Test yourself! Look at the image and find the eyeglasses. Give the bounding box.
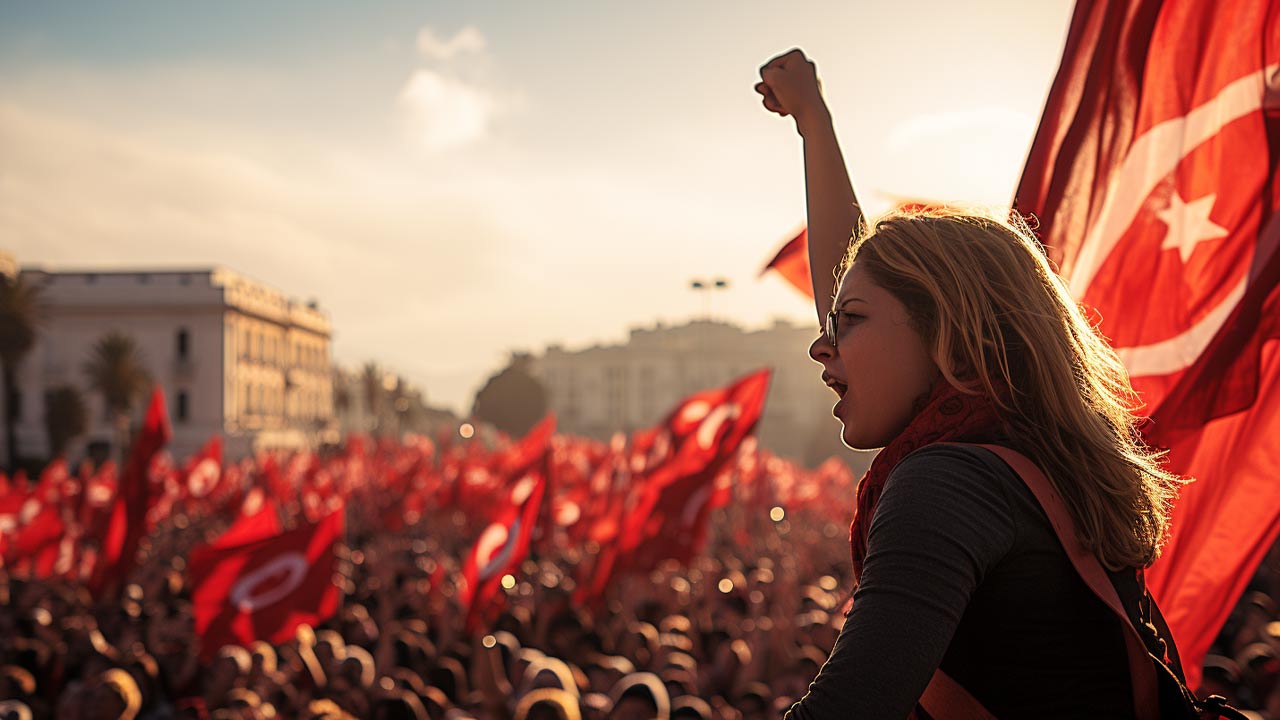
[825,309,841,349]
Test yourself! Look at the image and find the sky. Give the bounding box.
[0,0,1076,414]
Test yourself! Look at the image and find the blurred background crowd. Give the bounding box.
[1,426,1280,720]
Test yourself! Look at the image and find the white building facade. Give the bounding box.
[11,267,335,463]
[533,318,852,468]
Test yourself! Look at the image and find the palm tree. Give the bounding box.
[0,274,42,471]
[44,385,88,458]
[82,332,151,463]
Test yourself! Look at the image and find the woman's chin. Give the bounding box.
[840,426,885,452]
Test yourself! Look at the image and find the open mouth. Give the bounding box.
[822,374,848,397]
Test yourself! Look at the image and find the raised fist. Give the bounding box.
[755,48,825,122]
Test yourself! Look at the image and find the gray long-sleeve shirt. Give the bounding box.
[785,443,1133,719]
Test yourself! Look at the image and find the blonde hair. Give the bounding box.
[842,207,1185,570]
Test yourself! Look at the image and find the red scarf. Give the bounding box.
[849,378,1006,585]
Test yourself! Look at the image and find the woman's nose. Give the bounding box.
[809,333,835,363]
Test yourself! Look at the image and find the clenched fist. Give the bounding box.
[755,48,827,131]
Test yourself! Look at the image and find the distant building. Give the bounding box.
[11,266,336,463]
[531,318,852,468]
[331,365,458,441]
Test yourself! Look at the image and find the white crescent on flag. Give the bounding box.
[1070,64,1280,379]
[188,458,220,498]
[229,552,309,612]
[696,403,741,450]
[476,518,520,582]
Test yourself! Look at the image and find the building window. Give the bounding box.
[176,392,189,423]
[176,328,190,360]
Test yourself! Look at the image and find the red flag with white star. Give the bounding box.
[1015,0,1280,690]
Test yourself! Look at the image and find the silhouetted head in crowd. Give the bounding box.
[608,672,669,720]
[514,688,582,720]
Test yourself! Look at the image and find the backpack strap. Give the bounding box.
[919,668,997,720]
[967,444,1161,720]
[918,444,1163,720]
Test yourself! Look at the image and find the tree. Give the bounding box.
[333,372,352,417]
[0,274,42,471]
[82,332,151,462]
[471,353,548,438]
[44,385,88,459]
[361,362,385,433]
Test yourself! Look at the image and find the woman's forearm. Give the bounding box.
[799,109,861,321]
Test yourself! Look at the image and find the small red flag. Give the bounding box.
[459,470,547,633]
[188,508,344,659]
[2,499,64,574]
[628,368,771,565]
[761,227,814,299]
[183,435,223,503]
[88,386,172,600]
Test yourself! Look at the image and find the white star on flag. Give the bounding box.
[1157,191,1230,263]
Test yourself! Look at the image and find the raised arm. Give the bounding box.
[756,49,863,323]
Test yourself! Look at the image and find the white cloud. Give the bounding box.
[396,69,495,151]
[416,25,486,61]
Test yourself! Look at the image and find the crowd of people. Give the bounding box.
[1,432,1278,719]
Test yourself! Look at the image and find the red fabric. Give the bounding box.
[88,386,172,600]
[1014,0,1280,690]
[2,500,65,573]
[182,435,223,504]
[212,491,282,549]
[848,380,1003,584]
[188,508,344,659]
[578,370,772,605]
[761,227,814,299]
[626,368,772,568]
[459,470,547,633]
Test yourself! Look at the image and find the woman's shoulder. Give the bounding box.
[889,442,1024,492]
[874,443,1024,542]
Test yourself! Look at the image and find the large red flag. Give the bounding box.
[88,386,172,600]
[212,488,282,549]
[760,227,814,299]
[188,508,344,659]
[459,470,547,634]
[1015,0,1280,689]
[579,370,772,604]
